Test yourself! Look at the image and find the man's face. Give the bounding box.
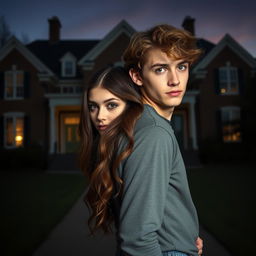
[130,48,189,120]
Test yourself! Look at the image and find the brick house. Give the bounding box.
[0,16,255,169]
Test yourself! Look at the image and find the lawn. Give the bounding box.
[187,163,256,256]
[0,170,86,256]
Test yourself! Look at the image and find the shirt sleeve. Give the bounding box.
[118,126,173,256]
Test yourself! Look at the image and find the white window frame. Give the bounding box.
[4,65,24,100]
[219,62,239,95]
[60,52,77,77]
[220,106,241,143]
[4,112,25,148]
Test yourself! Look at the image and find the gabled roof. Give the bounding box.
[0,36,54,76]
[193,34,256,72]
[27,39,99,78]
[78,20,136,65]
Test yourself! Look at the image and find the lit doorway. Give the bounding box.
[60,113,80,153]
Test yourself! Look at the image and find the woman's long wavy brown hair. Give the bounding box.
[79,66,143,234]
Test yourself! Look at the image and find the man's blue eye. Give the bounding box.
[178,64,188,71]
[155,67,165,73]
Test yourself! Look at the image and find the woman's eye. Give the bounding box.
[88,103,97,112]
[107,102,118,110]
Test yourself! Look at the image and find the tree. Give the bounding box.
[0,16,11,48]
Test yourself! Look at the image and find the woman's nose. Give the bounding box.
[97,107,107,121]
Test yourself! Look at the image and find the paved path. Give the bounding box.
[33,191,233,256]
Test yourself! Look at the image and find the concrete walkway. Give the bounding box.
[33,192,233,256]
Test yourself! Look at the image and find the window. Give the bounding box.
[64,61,74,76]
[218,63,239,95]
[60,53,76,77]
[5,66,24,99]
[221,107,241,143]
[4,113,24,148]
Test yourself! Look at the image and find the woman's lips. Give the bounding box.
[166,90,182,97]
[97,125,108,131]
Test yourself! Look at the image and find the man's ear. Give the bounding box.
[129,68,143,86]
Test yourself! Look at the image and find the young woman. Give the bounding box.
[79,66,143,235]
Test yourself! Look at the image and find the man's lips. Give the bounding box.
[166,90,182,97]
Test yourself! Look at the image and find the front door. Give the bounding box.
[64,116,80,153]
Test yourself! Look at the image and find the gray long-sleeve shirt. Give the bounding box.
[114,104,199,256]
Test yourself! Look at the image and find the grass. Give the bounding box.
[187,163,256,256]
[0,170,86,256]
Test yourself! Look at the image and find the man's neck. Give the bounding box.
[142,97,174,121]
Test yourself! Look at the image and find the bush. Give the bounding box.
[199,139,248,164]
[0,145,46,170]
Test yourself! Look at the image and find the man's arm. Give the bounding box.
[119,126,173,256]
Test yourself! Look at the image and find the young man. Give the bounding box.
[115,24,203,256]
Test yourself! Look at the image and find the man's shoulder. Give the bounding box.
[135,105,173,136]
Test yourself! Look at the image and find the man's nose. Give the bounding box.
[167,70,180,86]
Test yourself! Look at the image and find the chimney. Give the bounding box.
[182,16,195,36]
[48,16,61,43]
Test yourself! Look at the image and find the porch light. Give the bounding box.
[15,135,23,142]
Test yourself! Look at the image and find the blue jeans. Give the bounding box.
[117,250,189,256]
[162,251,189,256]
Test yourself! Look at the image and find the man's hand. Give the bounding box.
[196,237,203,255]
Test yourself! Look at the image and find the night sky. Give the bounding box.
[1,0,256,57]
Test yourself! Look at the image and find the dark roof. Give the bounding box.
[27,40,99,78]
[189,38,216,69]
[196,38,216,58]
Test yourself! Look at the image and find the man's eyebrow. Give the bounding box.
[177,60,189,65]
[150,63,169,69]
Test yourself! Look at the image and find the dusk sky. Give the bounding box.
[1,0,256,57]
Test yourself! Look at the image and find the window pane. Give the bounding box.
[6,117,14,146]
[16,72,24,97]
[219,69,228,82]
[64,61,73,75]
[16,87,24,97]
[15,117,24,147]
[219,69,228,94]
[16,73,24,87]
[229,68,238,93]
[220,82,228,94]
[222,108,241,142]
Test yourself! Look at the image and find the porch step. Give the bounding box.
[48,153,80,172]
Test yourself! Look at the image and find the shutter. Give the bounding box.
[238,68,245,95]
[214,69,220,95]
[24,115,30,147]
[24,72,30,98]
[216,109,222,142]
[0,72,4,99]
[0,116,4,147]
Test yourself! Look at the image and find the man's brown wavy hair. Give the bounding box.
[123,24,202,70]
[79,66,143,234]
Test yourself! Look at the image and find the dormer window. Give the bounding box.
[60,52,76,77]
[64,61,74,76]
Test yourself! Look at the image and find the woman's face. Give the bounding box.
[88,86,127,134]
